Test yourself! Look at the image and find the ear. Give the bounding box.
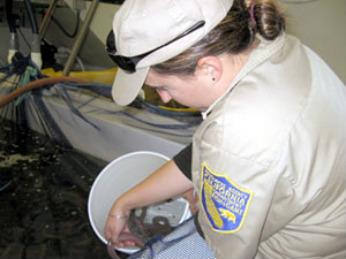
[195,56,223,83]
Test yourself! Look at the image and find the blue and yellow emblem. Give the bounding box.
[200,163,253,233]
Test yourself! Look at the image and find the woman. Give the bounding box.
[105,0,346,258]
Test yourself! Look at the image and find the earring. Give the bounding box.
[212,77,216,81]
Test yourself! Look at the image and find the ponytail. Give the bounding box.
[250,0,286,40]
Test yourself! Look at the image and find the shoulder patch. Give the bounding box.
[200,162,253,233]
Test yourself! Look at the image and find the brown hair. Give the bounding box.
[153,0,285,75]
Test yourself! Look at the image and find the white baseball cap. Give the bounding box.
[109,0,234,106]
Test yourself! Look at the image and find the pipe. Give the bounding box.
[63,0,99,76]
[39,0,59,39]
[23,0,43,68]
[5,0,19,63]
[5,0,16,33]
[8,33,19,63]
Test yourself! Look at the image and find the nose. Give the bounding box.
[156,90,172,103]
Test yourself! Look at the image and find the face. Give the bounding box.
[145,69,221,111]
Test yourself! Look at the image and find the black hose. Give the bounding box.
[5,0,16,33]
[23,0,39,34]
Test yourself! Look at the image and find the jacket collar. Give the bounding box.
[201,34,286,120]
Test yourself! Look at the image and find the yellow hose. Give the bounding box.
[41,67,117,85]
[41,68,198,113]
[158,105,199,113]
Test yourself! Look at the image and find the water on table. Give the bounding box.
[0,120,125,259]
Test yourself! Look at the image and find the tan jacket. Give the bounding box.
[192,34,346,259]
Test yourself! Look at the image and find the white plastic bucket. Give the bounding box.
[88,151,191,254]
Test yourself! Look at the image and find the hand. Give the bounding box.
[104,207,130,247]
[104,206,144,248]
[182,189,199,214]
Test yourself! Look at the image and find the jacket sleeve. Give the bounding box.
[194,125,294,259]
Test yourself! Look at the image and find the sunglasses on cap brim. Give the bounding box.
[106,20,205,73]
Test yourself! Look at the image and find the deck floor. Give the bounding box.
[0,120,127,259]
